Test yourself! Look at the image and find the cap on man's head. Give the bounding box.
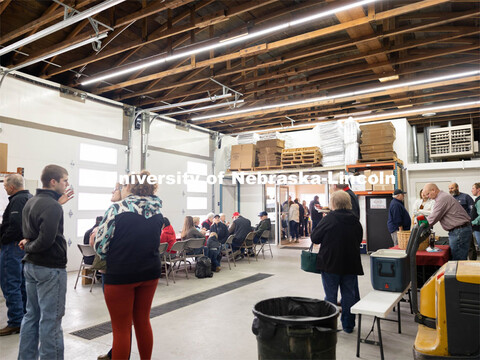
[214,214,220,219]
[258,211,268,217]
[232,211,240,217]
[393,189,406,195]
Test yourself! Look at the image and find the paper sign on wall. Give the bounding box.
[370,198,387,209]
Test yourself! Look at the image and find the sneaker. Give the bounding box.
[234,254,244,261]
[215,267,221,272]
[0,325,20,336]
[97,353,111,360]
[343,328,354,334]
[247,252,256,257]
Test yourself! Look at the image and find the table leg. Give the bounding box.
[397,302,401,334]
[377,317,384,360]
[356,314,362,357]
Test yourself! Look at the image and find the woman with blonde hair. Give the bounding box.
[95,170,163,359]
[181,215,205,240]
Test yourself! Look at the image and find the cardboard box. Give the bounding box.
[230,144,256,169]
[257,146,284,155]
[82,269,93,285]
[363,169,373,191]
[371,170,395,191]
[256,139,285,148]
[0,143,7,173]
[360,144,395,153]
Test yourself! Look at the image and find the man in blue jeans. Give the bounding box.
[18,165,73,360]
[0,174,32,336]
[423,183,472,260]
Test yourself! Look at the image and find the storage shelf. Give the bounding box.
[354,191,394,195]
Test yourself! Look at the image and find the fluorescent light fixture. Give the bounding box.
[9,33,108,72]
[219,32,249,43]
[422,112,436,117]
[190,70,480,121]
[145,93,233,112]
[80,0,378,86]
[161,100,244,116]
[0,0,124,57]
[379,75,399,82]
[231,100,480,135]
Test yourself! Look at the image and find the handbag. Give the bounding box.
[301,244,321,274]
[91,253,106,271]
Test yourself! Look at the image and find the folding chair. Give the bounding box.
[166,240,188,282]
[256,230,273,259]
[184,238,205,270]
[158,242,169,286]
[74,244,97,292]
[240,231,257,263]
[222,235,236,270]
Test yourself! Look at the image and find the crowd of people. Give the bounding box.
[0,163,478,358]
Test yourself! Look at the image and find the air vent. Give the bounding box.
[429,124,474,159]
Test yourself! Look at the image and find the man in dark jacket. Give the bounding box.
[449,182,474,215]
[387,189,411,246]
[0,174,32,336]
[210,214,229,244]
[228,211,251,258]
[311,191,363,334]
[18,165,71,360]
[253,211,271,244]
[309,196,322,230]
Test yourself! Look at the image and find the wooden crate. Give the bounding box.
[281,147,322,167]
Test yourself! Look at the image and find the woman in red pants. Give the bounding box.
[95,170,164,360]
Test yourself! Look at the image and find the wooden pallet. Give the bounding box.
[255,165,283,171]
[282,146,320,153]
[358,156,403,164]
[282,162,321,168]
[228,167,256,172]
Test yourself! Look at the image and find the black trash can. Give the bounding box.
[252,297,339,360]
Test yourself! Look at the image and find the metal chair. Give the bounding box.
[256,230,273,259]
[184,238,205,270]
[158,242,169,286]
[74,244,97,292]
[221,235,236,270]
[166,240,188,282]
[240,231,257,263]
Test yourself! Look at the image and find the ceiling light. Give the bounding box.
[9,33,108,72]
[422,112,436,117]
[379,75,399,82]
[145,94,233,112]
[160,100,244,116]
[80,0,378,86]
[0,0,124,57]
[190,70,480,121]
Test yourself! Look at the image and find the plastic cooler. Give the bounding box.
[370,249,410,292]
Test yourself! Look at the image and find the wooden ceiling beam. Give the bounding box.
[0,0,98,46]
[91,0,452,94]
[117,8,480,102]
[0,0,13,16]
[43,0,277,79]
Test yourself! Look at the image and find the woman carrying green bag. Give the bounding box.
[310,191,363,334]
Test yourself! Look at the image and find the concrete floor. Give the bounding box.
[0,245,418,360]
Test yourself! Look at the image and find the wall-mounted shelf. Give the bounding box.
[346,161,404,195]
[354,191,394,196]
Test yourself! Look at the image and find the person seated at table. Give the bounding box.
[228,211,251,260]
[201,213,214,231]
[210,214,229,244]
[311,191,363,334]
[192,216,201,230]
[253,211,271,244]
[181,216,205,255]
[205,232,221,272]
[83,216,103,265]
[220,213,229,226]
[160,217,176,253]
[413,189,435,218]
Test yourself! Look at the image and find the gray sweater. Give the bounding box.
[22,189,67,268]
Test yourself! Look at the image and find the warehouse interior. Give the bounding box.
[0,0,479,359]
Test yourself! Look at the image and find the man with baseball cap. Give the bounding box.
[387,189,411,246]
[253,211,271,245]
[228,212,251,260]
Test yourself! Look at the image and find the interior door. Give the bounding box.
[221,183,237,219]
[366,195,393,252]
[276,185,289,245]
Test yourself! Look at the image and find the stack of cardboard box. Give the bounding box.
[359,122,396,161]
[0,143,7,172]
[256,139,285,168]
[230,144,256,170]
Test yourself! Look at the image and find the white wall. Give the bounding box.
[0,75,123,139]
[239,183,264,227]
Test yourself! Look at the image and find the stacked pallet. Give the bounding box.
[281,147,322,168]
[256,139,284,170]
[359,122,397,161]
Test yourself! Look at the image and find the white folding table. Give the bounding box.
[351,286,410,360]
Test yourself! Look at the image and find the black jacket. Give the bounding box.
[0,190,32,245]
[297,202,305,221]
[309,200,322,222]
[345,188,360,219]
[210,221,229,244]
[22,189,67,269]
[254,218,271,237]
[311,209,364,275]
[229,215,252,246]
